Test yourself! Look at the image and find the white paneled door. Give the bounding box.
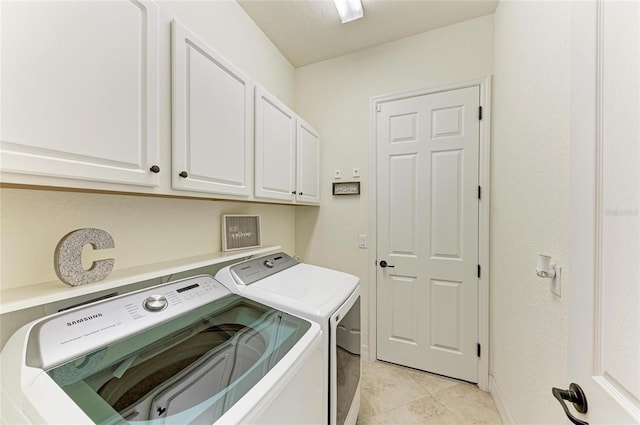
[254,86,297,202]
[296,120,320,204]
[376,86,480,383]
[172,19,252,197]
[568,1,640,423]
[1,1,159,187]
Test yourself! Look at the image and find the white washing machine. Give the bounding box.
[0,275,323,425]
[215,252,361,425]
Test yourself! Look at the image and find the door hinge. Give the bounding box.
[477,343,481,357]
[478,186,481,200]
[477,264,481,278]
[479,106,483,120]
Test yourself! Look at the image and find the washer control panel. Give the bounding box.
[231,252,298,285]
[27,275,231,370]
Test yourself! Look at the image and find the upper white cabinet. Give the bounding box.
[0,1,160,187]
[171,20,253,197]
[254,86,297,202]
[254,86,320,205]
[296,120,320,204]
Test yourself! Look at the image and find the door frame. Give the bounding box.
[368,77,492,391]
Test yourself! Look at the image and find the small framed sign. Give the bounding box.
[222,215,262,251]
[332,181,361,195]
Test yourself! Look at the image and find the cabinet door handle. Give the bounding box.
[292,190,297,194]
[149,165,160,173]
[179,171,188,178]
[299,192,303,196]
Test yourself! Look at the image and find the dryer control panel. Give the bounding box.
[26,275,231,370]
[230,252,298,285]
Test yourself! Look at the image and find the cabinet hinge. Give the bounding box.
[478,186,481,200]
[376,104,382,112]
[477,343,481,357]
[477,264,481,278]
[479,106,483,120]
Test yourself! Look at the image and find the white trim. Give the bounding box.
[489,375,516,425]
[360,343,369,360]
[593,0,605,373]
[368,76,492,391]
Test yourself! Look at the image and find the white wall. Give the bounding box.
[159,1,295,105]
[293,15,494,355]
[490,1,571,423]
[0,0,296,346]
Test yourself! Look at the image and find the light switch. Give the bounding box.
[358,234,367,248]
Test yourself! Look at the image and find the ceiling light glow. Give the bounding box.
[333,0,364,24]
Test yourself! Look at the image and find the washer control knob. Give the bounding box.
[143,295,168,312]
[264,260,275,268]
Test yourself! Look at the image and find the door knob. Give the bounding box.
[552,383,588,425]
[179,171,188,178]
[379,260,395,268]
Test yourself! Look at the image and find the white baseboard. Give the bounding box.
[361,343,370,360]
[489,375,515,425]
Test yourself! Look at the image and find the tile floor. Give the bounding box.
[357,360,503,425]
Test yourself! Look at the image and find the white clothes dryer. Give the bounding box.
[0,275,323,425]
[215,252,361,425]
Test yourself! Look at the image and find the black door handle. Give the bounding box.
[552,383,588,425]
[379,260,395,268]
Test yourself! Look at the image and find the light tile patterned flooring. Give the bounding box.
[357,360,503,425]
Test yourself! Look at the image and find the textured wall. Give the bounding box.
[490,1,571,423]
[293,15,494,355]
[0,189,296,290]
[159,1,295,105]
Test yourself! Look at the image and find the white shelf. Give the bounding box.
[0,245,281,315]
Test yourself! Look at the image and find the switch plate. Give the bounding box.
[358,234,367,248]
[352,168,360,178]
[334,169,342,179]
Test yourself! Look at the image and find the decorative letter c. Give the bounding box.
[54,228,115,286]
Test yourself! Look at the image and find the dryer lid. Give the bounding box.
[226,261,359,321]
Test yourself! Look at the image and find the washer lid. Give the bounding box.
[231,263,359,321]
[43,293,317,425]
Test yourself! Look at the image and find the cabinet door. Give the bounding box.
[0,1,160,187]
[254,86,296,202]
[172,20,252,197]
[296,120,320,204]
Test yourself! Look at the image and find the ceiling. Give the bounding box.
[238,0,499,67]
